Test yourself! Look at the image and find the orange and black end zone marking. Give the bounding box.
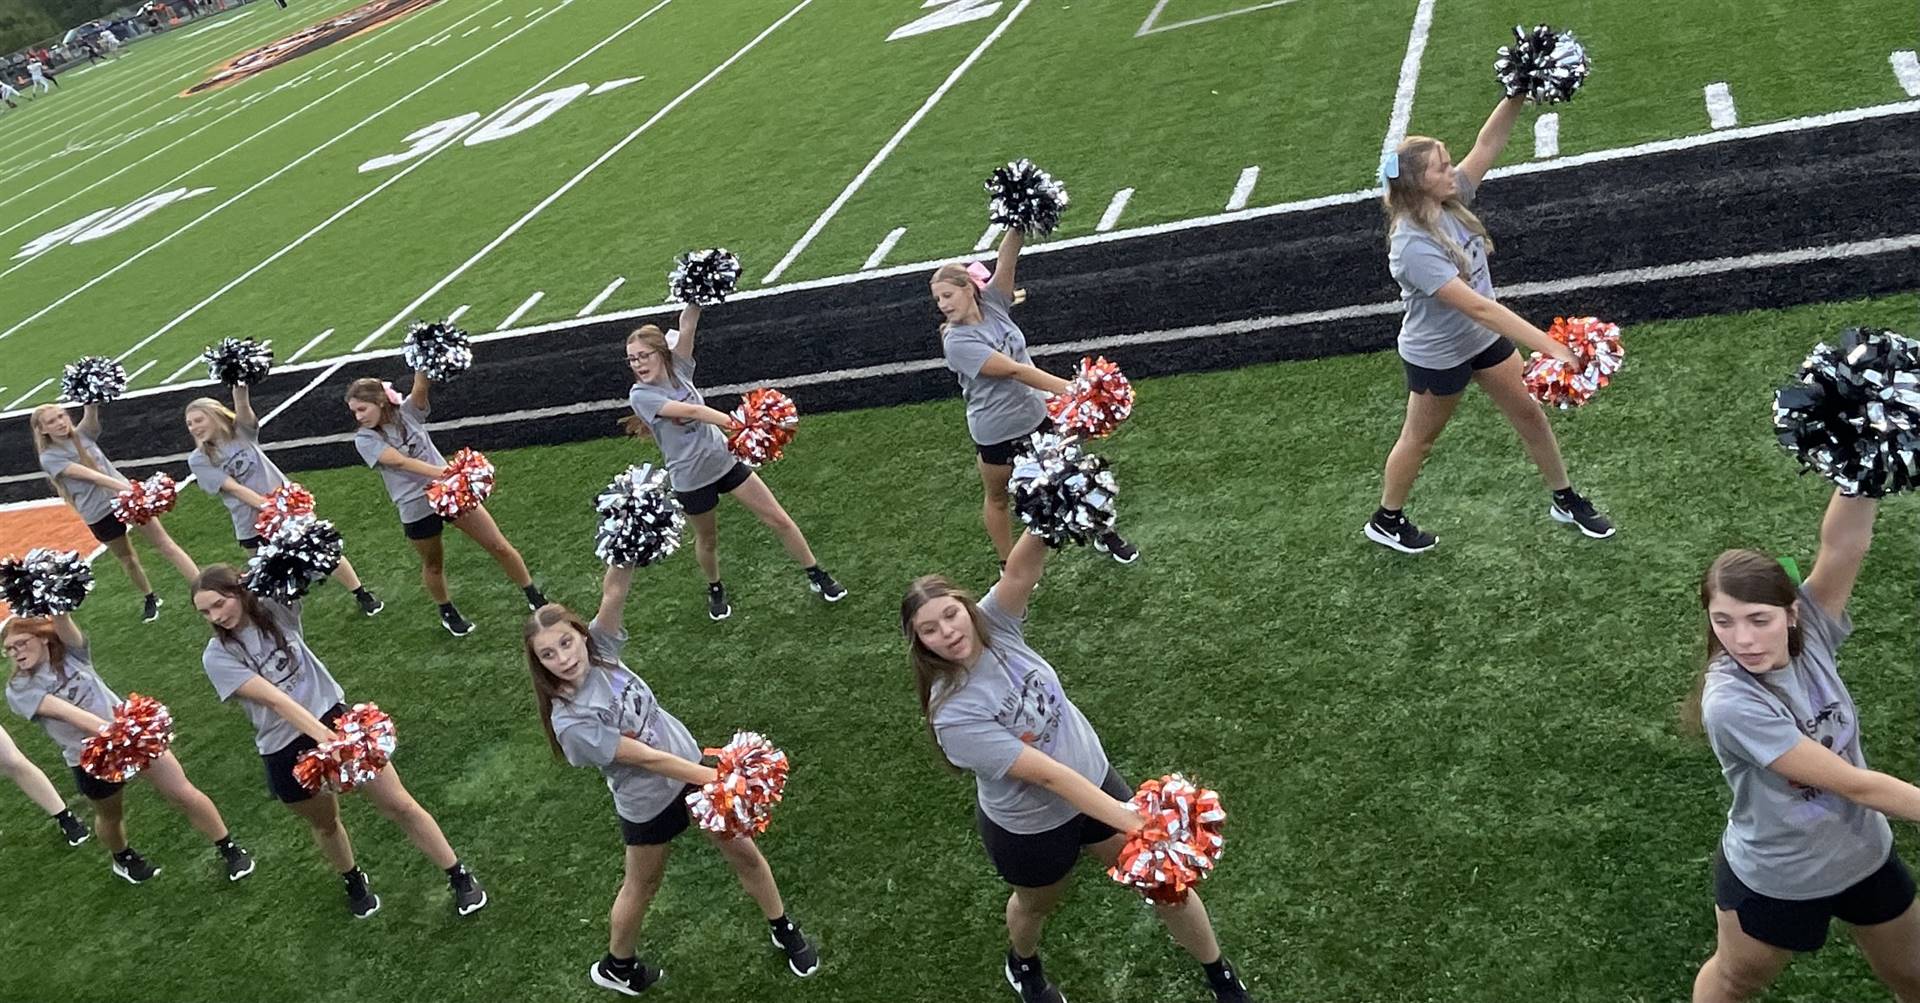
[0,502,97,621]
[182,0,447,96]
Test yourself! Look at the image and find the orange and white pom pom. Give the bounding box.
[111,472,178,526]
[1047,356,1135,439]
[1107,774,1226,903]
[1523,316,1624,409]
[79,694,174,783]
[253,483,316,539]
[727,388,799,467]
[427,448,495,518]
[685,732,790,838]
[293,704,397,793]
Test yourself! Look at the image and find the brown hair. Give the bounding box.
[29,404,99,508]
[192,564,294,670]
[1381,136,1494,275]
[1683,550,1805,733]
[343,378,399,431]
[184,397,238,458]
[930,264,981,339]
[2,618,69,685]
[523,603,617,759]
[617,326,675,439]
[901,575,991,768]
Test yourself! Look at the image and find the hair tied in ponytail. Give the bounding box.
[964,261,991,290]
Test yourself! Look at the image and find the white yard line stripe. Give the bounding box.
[863,227,908,270]
[1381,0,1437,164]
[580,278,625,316]
[1705,82,1737,129]
[760,0,1028,284]
[462,26,482,37]
[492,17,513,28]
[498,291,544,330]
[1225,166,1258,211]
[365,0,813,348]
[6,379,53,410]
[259,361,348,427]
[1095,188,1134,232]
[125,360,158,385]
[974,224,1004,252]
[1136,0,1300,36]
[347,61,366,71]
[286,328,335,364]
[163,356,203,384]
[591,76,644,95]
[446,304,471,324]
[1893,51,1920,98]
[1533,112,1560,159]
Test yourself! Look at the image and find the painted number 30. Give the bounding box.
[358,82,594,174]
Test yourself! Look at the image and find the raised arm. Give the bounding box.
[1769,738,1920,822]
[230,676,339,743]
[992,531,1051,619]
[407,371,430,412]
[31,693,109,733]
[231,384,257,430]
[673,303,702,359]
[1433,280,1575,363]
[977,352,1071,395]
[1005,746,1143,833]
[989,228,1025,298]
[48,612,84,651]
[592,565,635,635]
[1802,490,1877,619]
[611,736,719,786]
[1456,95,1526,189]
[372,446,447,479]
[77,403,101,439]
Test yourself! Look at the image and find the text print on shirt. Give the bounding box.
[992,650,1064,752]
[604,671,660,746]
[1786,697,1851,802]
[240,644,302,689]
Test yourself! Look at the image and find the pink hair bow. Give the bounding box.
[380,381,404,406]
[964,261,991,290]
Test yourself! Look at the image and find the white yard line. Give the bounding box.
[492,17,513,28]
[1705,82,1738,129]
[1135,0,1300,36]
[1095,188,1134,232]
[1892,50,1920,98]
[863,227,907,270]
[6,378,53,410]
[1533,112,1560,159]
[580,278,625,316]
[163,356,203,384]
[1381,0,1437,165]
[446,304,471,324]
[974,224,1004,252]
[258,361,349,427]
[1225,166,1259,211]
[497,291,544,330]
[759,0,1028,284]
[363,0,813,348]
[285,328,335,364]
[123,360,158,387]
[591,76,644,95]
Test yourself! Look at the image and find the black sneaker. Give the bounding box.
[707,584,731,622]
[1550,492,1616,539]
[219,842,256,882]
[344,870,381,919]
[1363,511,1436,554]
[354,589,385,617]
[771,923,820,977]
[141,594,162,623]
[111,848,161,884]
[1207,958,1253,1003]
[56,812,90,847]
[589,957,663,996]
[806,568,847,603]
[1004,950,1067,1003]
[1092,532,1139,564]
[440,606,475,637]
[450,868,488,916]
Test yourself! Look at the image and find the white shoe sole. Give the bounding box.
[442,621,475,637]
[349,893,381,919]
[589,961,657,996]
[808,583,848,603]
[227,858,255,881]
[1004,960,1068,1002]
[1363,520,1435,554]
[770,931,820,977]
[455,889,488,916]
[111,862,160,884]
[1549,505,1617,539]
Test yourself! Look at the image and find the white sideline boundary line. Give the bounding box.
[366,0,816,347]
[760,0,1028,285]
[1381,0,1437,165]
[863,227,907,270]
[1225,166,1258,211]
[498,291,544,330]
[1533,113,1559,159]
[1705,82,1737,129]
[0,98,1912,422]
[580,278,625,316]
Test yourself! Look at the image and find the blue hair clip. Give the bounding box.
[1378,151,1400,187]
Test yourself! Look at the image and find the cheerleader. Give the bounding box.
[525,565,819,992]
[345,374,544,636]
[184,387,383,616]
[190,565,485,918]
[932,229,1139,566]
[1688,490,1920,1001]
[1367,94,1612,554]
[0,720,92,847]
[903,531,1251,1003]
[4,614,252,883]
[623,303,846,621]
[30,402,199,622]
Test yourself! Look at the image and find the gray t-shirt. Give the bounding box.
[549,623,703,823]
[942,286,1049,446]
[6,643,119,767]
[38,433,124,523]
[626,352,736,492]
[187,419,286,541]
[1702,587,1893,899]
[352,400,445,523]
[201,600,347,755]
[1387,174,1500,369]
[930,587,1111,834]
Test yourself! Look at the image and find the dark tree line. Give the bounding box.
[0,0,139,53]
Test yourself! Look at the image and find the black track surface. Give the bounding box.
[2,110,1914,504]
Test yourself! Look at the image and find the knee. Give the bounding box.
[1705,955,1776,1000]
[984,482,1010,505]
[624,868,664,898]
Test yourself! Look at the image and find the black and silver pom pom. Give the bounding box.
[1010,433,1118,547]
[0,548,94,616]
[402,320,473,381]
[986,159,1070,236]
[1493,24,1590,104]
[667,248,742,306]
[243,515,345,602]
[201,337,274,385]
[59,356,128,405]
[1774,327,1920,498]
[594,464,685,567]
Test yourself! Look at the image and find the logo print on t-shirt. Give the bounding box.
[996,671,1063,752]
[1787,701,1850,801]
[612,674,659,746]
[255,646,300,688]
[224,447,256,480]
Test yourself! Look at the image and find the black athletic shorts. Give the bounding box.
[619,784,701,846]
[1403,337,1516,396]
[262,704,348,804]
[978,768,1132,888]
[673,462,752,517]
[239,536,263,551]
[402,513,445,541]
[975,418,1053,467]
[1714,847,1917,952]
[87,513,128,544]
[70,764,125,802]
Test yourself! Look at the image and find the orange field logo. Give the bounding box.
[184,0,445,96]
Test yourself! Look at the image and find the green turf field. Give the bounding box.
[1,295,1916,1001]
[0,0,1911,409]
